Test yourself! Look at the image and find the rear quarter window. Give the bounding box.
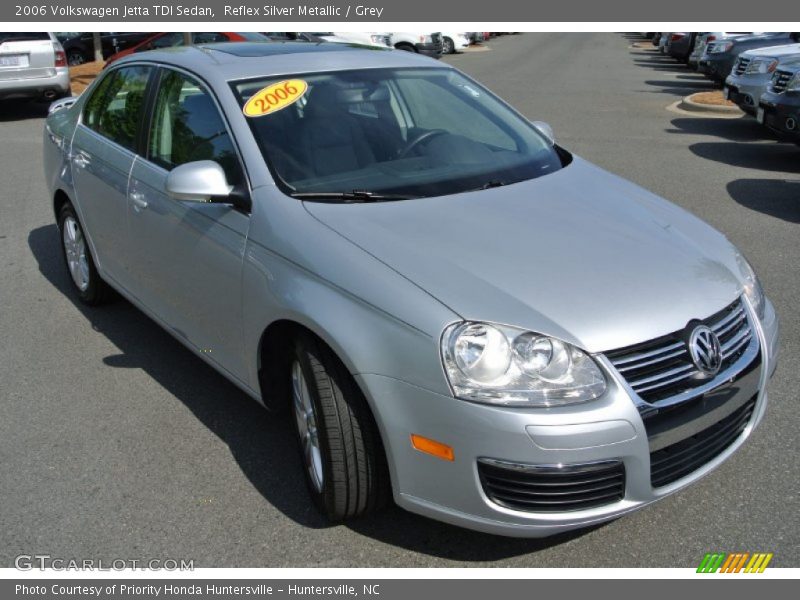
[83,66,151,152]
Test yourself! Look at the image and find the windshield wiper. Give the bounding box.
[478,180,506,190]
[290,190,417,203]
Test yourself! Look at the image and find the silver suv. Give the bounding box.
[43,42,779,537]
[0,32,71,102]
[725,43,800,114]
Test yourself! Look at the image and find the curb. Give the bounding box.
[679,93,743,115]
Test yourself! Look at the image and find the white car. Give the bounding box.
[440,31,471,54]
[0,32,71,102]
[313,32,391,48]
[390,32,444,58]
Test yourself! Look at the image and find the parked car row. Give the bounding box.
[643,32,800,144]
[1,31,513,105]
[103,30,505,66]
[54,32,151,65]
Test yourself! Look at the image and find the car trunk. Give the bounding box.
[0,33,56,82]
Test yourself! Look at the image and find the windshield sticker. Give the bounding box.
[243,80,308,117]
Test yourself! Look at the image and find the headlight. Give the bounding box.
[441,322,607,407]
[746,58,778,74]
[708,41,734,54]
[418,34,433,43]
[737,255,766,320]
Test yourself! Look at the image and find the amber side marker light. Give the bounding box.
[410,434,455,461]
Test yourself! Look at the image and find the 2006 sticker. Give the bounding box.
[243,80,308,117]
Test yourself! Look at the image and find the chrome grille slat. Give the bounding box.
[629,363,695,390]
[616,347,687,373]
[721,326,751,352]
[606,298,756,404]
[734,57,750,76]
[611,341,684,367]
[772,70,793,93]
[633,369,697,394]
[711,306,745,335]
[722,330,752,359]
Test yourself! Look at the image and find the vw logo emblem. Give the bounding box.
[688,325,722,376]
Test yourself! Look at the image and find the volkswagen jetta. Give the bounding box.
[43,42,779,537]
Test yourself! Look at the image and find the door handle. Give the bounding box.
[130,192,148,211]
[72,150,91,169]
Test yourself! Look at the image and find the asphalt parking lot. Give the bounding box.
[1,32,798,568]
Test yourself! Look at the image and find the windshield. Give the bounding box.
[233,68,563,200]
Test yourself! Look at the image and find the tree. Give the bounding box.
[92,32,102,62]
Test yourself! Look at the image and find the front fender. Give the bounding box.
[241,189,459,405]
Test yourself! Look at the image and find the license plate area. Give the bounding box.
[0,54,29,67]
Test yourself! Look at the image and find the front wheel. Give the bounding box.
[290,334,389,521]
[58,203,113,305]
[442,37,455,55]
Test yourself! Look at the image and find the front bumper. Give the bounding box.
[725,75,771,114]
[699,55,736,83]
[415,41,443,58]
[0,67,70,100]
[358,298,779,537]
[759,91,800,142]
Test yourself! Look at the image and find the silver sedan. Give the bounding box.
[43,41,779,537]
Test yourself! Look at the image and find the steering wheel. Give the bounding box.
[397,129,449,159]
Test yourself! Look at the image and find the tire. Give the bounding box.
[290,333,389,521]
[442,37,455,55]
[67,50,86,66]
[395,43,417,53]
[58,203,113,305]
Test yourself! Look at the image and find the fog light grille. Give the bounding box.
[478,459,625,512]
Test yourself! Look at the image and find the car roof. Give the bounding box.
[112,41,447,83]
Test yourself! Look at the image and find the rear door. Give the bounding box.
[71,64,153,289]
[0,32,55,82]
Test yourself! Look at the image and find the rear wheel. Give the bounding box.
[58,203,113,305]
[290,334,389,521]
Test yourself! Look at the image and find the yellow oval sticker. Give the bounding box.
[243,79,308,117]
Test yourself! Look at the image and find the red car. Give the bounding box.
[105,32,269,65]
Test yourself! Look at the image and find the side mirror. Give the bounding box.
[532,121,555,144]
[165,160,233,203]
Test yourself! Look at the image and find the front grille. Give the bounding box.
[734,57,751,76]
[478,459,625,512]
[771,69,793,93]
[605,298,754,404]
[650,396,756,487]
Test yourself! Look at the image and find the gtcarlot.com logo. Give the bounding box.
[697,552,773,573]
[14,554,194,571]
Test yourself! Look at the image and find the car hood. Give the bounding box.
[742,43,800,59]
[303,157,744,353]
